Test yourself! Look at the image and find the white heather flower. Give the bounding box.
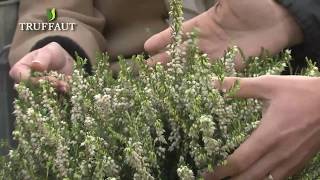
[55,142,69,178]
[224,46,238,76]
[26,108,35,117]
[177,166,195,180]
[107,178,117,180]
[84,116,95,128]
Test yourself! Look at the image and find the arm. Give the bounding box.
[9,0,106,81]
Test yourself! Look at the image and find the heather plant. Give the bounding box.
[1,0,319,179]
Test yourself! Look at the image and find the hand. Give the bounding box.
[144,0,303,69]
[204,75,320,180]
[10,42,74,92]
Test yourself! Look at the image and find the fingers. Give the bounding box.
[231,141,285,180]
[271,132,320,180]
[10,42,74,82]
[211,115,279,179]
[9,53,34,81]
[144,28,171,55]
[30,49,56,72]
[209,76,283,179]
[31,42,73,74]
[146,41,189,67]
[146,52,171,67]
[232,130,320,180]
[213,76,320,100]
[144,15,199,55]
[271,152,317,180]
[30,76,70,93]
[212,76,275,100]
[214,108,320,180]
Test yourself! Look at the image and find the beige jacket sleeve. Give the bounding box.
[9,0,106,66]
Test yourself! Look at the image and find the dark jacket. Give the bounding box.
[278,0,320,71]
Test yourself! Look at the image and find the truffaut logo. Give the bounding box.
[19,8,76,31]
[47,8,57,22]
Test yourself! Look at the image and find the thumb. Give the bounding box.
[212,76,276,100]
[144,16,199,55]
[31,42,73,75]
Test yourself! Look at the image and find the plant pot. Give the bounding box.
[0,0,19,50]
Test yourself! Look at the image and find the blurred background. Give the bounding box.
[0,0,19,155]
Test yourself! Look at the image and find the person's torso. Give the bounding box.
[95,0,168,59]
[95,0,215,59]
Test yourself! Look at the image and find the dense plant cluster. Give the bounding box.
[1,0,319,179]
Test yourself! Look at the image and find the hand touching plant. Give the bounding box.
[145,0,303,69]
[205,76,320,180]
[9,42,73,91]
[145,0,319,179]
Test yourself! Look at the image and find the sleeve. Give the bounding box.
[277,0,320,60]
[9,0,106,67]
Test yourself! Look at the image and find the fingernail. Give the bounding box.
[32,60,41,64]
[31,60,46,71]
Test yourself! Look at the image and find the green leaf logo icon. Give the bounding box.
[47,8,57,22]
